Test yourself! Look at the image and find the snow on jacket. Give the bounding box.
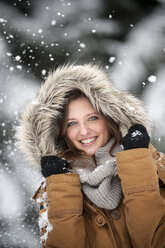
[16,64,165,247]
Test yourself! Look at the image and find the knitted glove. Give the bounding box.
[41,156,71,178]
[122,124,150,150]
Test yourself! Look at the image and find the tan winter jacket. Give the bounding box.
[16,64,165,247]
[33,144,165,248]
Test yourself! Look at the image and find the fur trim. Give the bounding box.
[16,64,151,167]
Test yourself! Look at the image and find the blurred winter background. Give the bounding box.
[0,0,165,247]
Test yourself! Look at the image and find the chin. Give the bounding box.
[84,149,96,156]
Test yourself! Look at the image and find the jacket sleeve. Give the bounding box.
[116,148,165,248]
[45,173,88,248]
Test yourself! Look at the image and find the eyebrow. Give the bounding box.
[67,112,98,121]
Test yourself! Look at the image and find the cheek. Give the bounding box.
[97,121,110,139]
[104,125,110,137]
[66,128,76,143]
[95,121,108,133]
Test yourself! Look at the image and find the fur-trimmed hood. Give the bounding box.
[16,64,151,167]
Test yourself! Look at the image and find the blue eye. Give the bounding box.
[67,121,77,127]
[89,116,98,121]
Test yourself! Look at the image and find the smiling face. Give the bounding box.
[66,97,111,156]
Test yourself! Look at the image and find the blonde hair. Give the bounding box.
[57,90,122,161]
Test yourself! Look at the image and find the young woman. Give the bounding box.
[16,64,165,248]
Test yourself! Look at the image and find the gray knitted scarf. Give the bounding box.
[74,138,123,210]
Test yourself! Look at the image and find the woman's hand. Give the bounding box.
[122,124,150,150]
[41,156,71,178]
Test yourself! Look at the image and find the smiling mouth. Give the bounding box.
[80,136,97,144]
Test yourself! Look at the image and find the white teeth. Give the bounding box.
[81,137,96,144]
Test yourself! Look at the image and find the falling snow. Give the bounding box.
[109,57,116,63]
[15,55,21,61]
[38,29,43,34]
[125,102,136,113]
[51,20,56,26]
[41,69,47,76]
[147,75,157,83]
[79,43,86,48]
[0,0,165,247]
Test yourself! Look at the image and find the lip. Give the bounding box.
[79,136,98,146]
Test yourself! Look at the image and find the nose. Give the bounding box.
[79,122,89,136]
